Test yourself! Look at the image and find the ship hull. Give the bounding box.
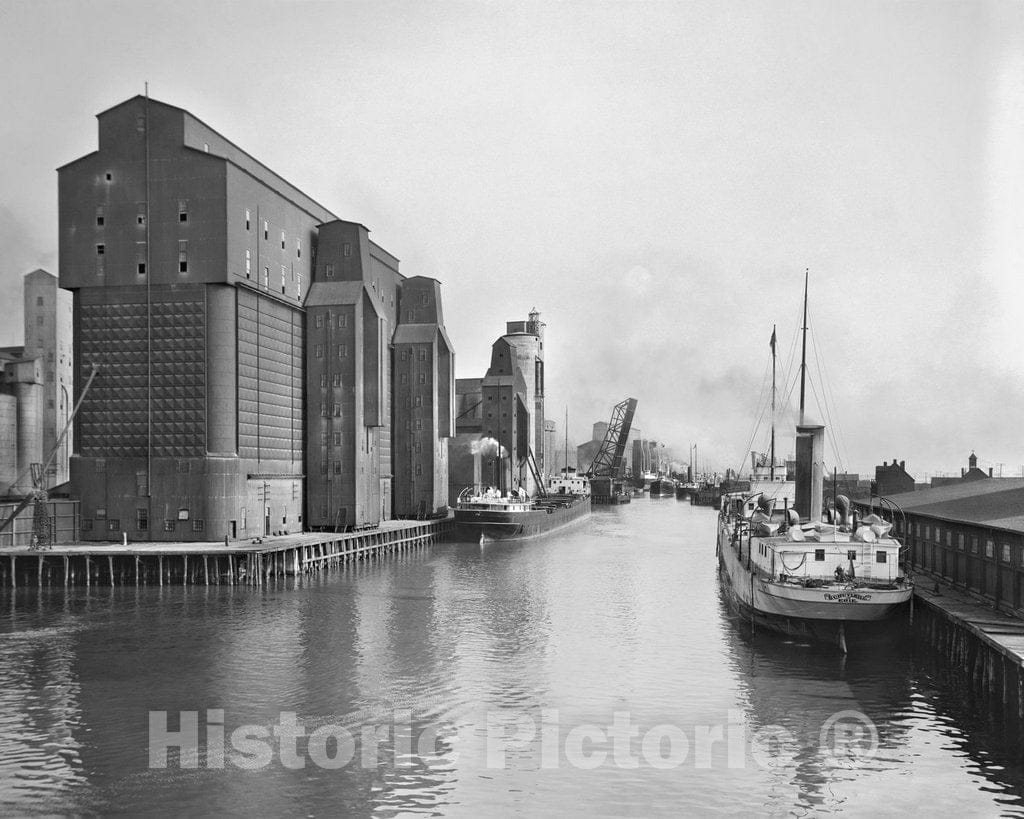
[649,479,676,497]
[717,520,912,644]
[454,496,592,543]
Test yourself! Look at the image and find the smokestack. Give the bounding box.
[795,423,825,523]
[473,448,482,494]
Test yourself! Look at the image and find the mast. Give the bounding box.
[798,268,809,425]
[770,323,777,481]
[564,406,568,478]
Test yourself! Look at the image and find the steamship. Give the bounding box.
[454,473,591,544]
[716,283,912,650]
[649,476,676,497]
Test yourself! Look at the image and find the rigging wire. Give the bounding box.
[808,319,852,471]
[806,310,851,473]
[732,353,774,478]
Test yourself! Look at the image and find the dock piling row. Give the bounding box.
[0,520,452,589]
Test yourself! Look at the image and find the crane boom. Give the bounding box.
[586,398,638,478]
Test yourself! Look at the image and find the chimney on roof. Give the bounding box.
[961,468,965,478]
[900,460,905,470]
[989,467,993,477]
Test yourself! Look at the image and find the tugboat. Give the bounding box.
[716,275,912,651]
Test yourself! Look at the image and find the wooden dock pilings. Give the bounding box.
[914,581,1024,728]
[0,519,453,589]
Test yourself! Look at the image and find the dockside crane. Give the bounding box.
[586,397,638,503]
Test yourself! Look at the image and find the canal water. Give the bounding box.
[2,499,1024,816]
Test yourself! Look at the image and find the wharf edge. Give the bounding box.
[0,518,453,589]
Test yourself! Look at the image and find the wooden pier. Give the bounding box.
[0,518,452,589]
[915,577,1024,724]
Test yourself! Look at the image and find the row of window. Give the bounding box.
[398,349,430,361]
[811,549,888,563]
[243,252,302,297]
[314,344,349,358]
[912,520,1019,563]
[94,202,156,227]
[82,517,204,533]
[95,240,185,274]
[244,210,303,258]
[314,313,350,328]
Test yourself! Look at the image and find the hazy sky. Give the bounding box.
[1,0,1022,478]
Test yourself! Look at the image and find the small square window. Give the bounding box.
[36,296,43,306]
[814,549,825,561]
[105,172,112,181]
[343,242,352,257]
[419,349,427,361]
[138,263,146,275]
[319,374,327,387]
[192,519,205,533]
[178,200,188,222]
[136,509,149,531]
[263,221,269,240]
[326,263,335,278]
[82,519,93,532]
[333,462,342,474]
[281,230,286,249]
[333,403,341,416]
[876,551,887,563]
[107,519,120,531]
[96,244,105,255]
[315,314,323,328]
[315,344,323,358]
[179,260,188,273]
[164,520,176,532]
[245,209,251,230]
[847,549,856,561]
[96,206,105,226]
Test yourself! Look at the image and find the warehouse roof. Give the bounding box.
[857,478,1024,533]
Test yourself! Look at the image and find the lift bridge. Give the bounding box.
[586,397,638,504]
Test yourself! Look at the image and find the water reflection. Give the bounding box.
[0,501,1023,815]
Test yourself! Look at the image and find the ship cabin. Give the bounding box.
[721,491,906,588]
[457,487,532,512]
